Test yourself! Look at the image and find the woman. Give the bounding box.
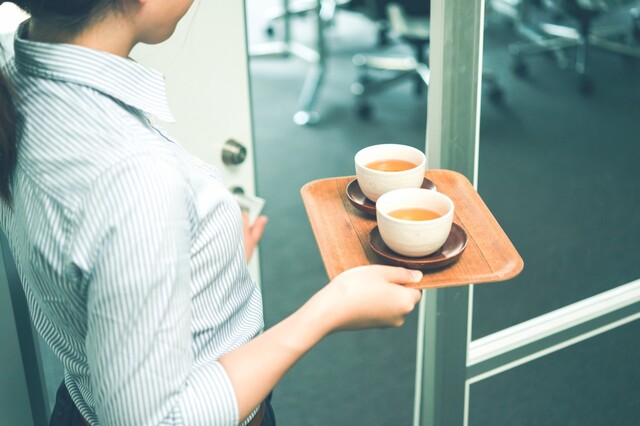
[0,0,423,424]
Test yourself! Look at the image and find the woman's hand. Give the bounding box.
[242,212,268,262]
[219,264,422,420]
[312,265,423,333]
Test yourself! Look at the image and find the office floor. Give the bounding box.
[247,2,640,425]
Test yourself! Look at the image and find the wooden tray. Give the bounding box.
[300,170,523,289]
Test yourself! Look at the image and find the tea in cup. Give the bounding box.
[355,144,426,202]
[376,188,454,257]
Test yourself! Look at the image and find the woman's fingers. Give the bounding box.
[322,265,424,332]
[242,213,268,262]
[249,215,268,242]
[374,265,423,285]
[364,265,423,308]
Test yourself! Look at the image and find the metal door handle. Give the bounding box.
[222,139,247,165]
[230,187,265,226]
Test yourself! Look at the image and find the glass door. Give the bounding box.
[416,0,640,424]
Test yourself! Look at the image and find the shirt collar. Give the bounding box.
[13,22,175,123]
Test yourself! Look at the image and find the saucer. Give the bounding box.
[346,178,437,216]
[368,223,467,270]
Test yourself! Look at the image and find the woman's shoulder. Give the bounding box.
[17,111,192,220]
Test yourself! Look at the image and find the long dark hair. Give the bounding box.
[0,0,120,205]
[0,47,16,204]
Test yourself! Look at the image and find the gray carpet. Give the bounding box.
[248,3,640,425]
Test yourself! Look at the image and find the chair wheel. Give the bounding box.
[357,103,373,120]
[293,110,320,126]
[488,86,504,104]
[632,12,640,42]
[265,25,275,38]
[511,59,528,77]
[359,75,373,86]
[579,77,594,96]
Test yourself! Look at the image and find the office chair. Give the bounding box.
[262,0,349,35]
[251,0,386,125]
[507,0,640,94]
[350,1,430,119]
[350,1,504,119]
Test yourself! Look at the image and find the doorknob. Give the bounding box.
[221,139,247,165]
[229,186,265,226]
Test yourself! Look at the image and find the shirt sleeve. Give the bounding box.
[73,154,239,426]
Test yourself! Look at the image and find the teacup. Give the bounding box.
[376,188,454,257]
[355,144,426,202]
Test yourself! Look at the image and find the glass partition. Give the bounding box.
[470,1,640,423]
[475,0,640,338]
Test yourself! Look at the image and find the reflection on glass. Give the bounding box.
[476,0,640,338]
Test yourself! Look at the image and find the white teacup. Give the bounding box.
[355,144,426,202]
[376,188,454,258]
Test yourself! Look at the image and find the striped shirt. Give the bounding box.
[0,23,264,425]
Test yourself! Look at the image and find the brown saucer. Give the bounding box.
[369,223,467,270]
[346,178,437,216]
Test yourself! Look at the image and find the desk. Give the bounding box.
[301,170,523,288]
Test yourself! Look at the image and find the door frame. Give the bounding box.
[1,5,48,425]
[0,234,49,426]
[414,0,640,424]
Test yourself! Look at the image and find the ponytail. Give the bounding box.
[0,53,17,206]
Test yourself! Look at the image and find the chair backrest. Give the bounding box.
[381,0,430,16]
[545,0,624,15]
[386,2,430,41]
[353,0,430,21]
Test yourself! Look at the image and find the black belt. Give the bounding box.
[247,400,267,426]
